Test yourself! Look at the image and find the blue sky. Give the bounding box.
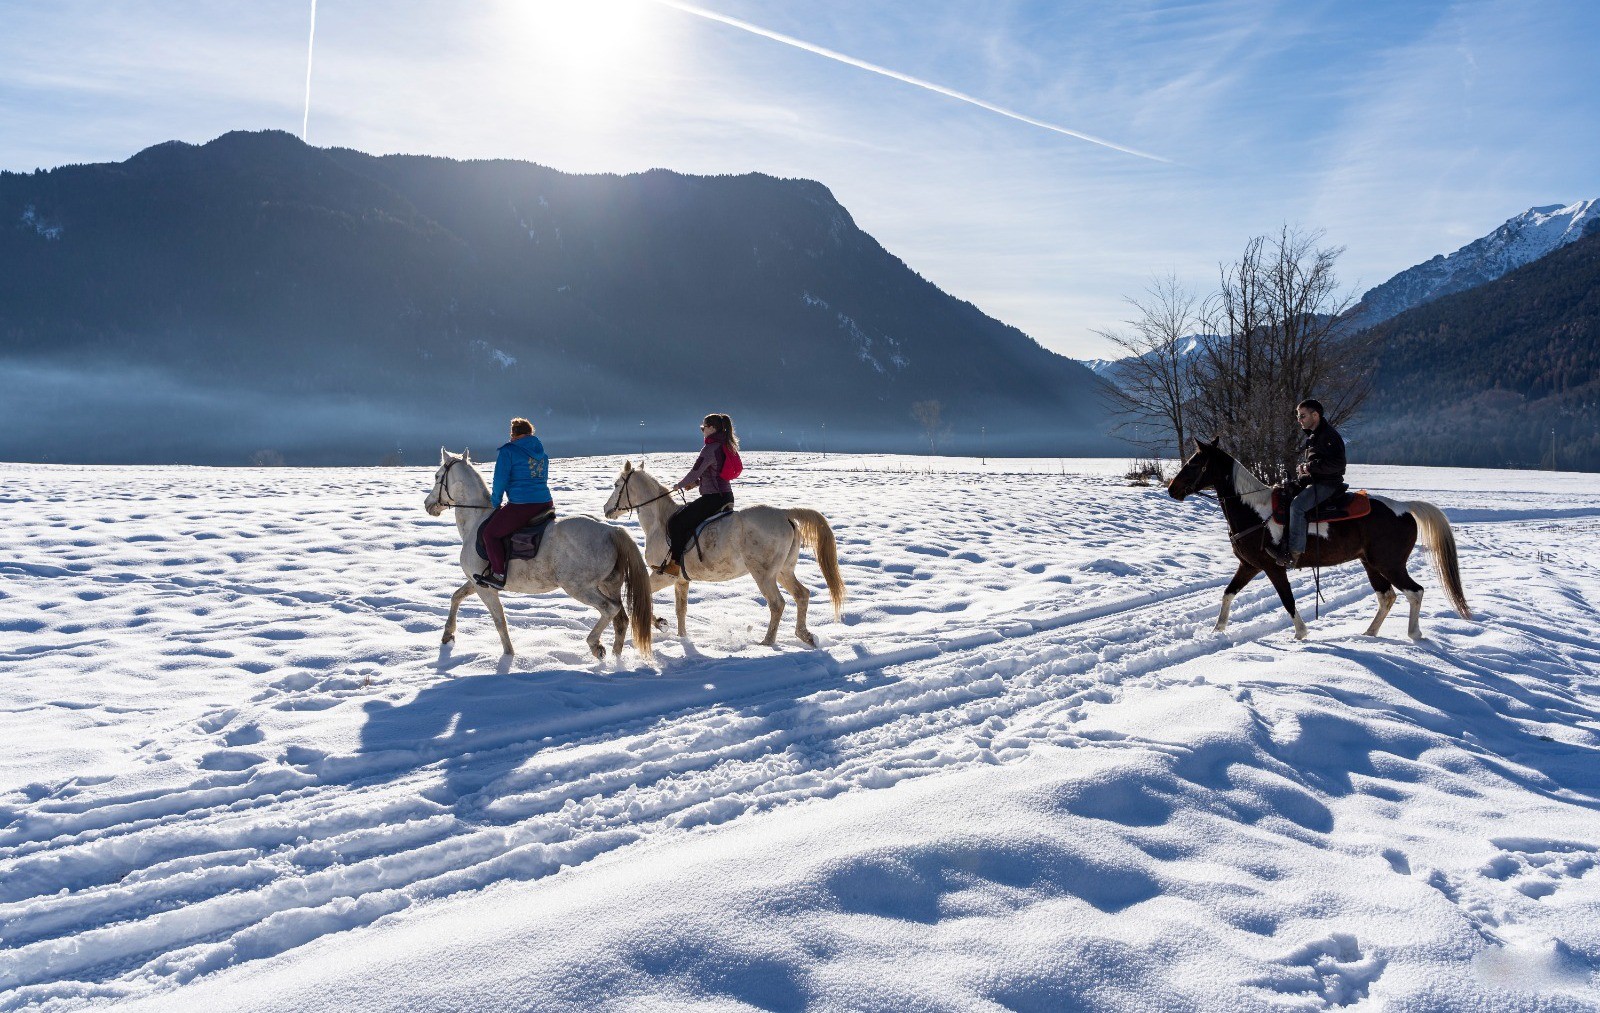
[3,0,1596,358]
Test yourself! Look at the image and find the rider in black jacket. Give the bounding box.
[1271,398,1347,567]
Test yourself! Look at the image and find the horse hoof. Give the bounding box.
[654,617,668,632]
[797,632,816,648]
[592,645,606,659]
[441,634,455,644]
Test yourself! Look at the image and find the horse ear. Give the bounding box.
[464,448,472,463]
[622,460,633,473]
[439,446,449,464]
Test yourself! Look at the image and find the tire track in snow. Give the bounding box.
[0,567,1383,1004]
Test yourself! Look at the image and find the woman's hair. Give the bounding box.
[702,413,739,451]
[510,417,534,437]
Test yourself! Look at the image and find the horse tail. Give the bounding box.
[609,526,655,662]
[1405,500,1472,620]
[786,508,846,621]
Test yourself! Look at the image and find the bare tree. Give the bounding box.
[1093,273,1201,460]
[910,400,945,454]
[1190,225,1371,482]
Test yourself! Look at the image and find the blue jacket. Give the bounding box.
[491,436,553,507]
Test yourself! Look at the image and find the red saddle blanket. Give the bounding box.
[1271,488,1371,526]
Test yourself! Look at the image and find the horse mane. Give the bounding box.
[631,463,670,495]
[1223,451,1273,514]
[454,451,491,498]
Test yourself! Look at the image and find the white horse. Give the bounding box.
[603,462,845,647]
[424,449,654,661]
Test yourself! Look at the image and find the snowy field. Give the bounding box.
[3,453,1600,1011]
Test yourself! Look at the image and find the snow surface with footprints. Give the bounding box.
[2,454,1599,1010]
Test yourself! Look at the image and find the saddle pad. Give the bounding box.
[692,504,735,544]
[475,510,557,562]
[1271,489,1370,526]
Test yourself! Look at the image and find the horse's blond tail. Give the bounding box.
[787,508,845,621]
[1406,500,1472,620]
[610,526,655,661]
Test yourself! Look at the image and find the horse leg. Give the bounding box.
[1217,562,1259,632]
[779,566,814,647]
[442,579,475,644]
[568,584,622,660]
[675,579,690,638]
[474,585,516,655]
[754,571,786,646]
[612,608,628,657]
[1360,559,1397,637]
[1383,564,1426,640]
[1265,565,1307,640]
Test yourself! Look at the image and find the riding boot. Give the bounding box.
[654,558,682,578]
[1269,543,1298,568]
[474,570,507,590]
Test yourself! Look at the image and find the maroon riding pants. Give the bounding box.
[482,501,553,575]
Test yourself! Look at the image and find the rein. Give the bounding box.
[612,476,684,515]
[1195,489,1268,545]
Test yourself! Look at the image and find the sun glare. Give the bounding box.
[516,0,649,74]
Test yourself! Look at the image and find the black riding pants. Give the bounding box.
[667,492,734,564]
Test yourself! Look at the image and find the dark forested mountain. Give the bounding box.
[0,130,1111,464]
[1356,227,1600,471]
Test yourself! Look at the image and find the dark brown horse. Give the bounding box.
[1167,439,1472,640]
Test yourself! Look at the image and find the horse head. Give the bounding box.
[604,460,672,519]
[603,460,639,519]
[424,448,476,516]
[1167,438,1230,500]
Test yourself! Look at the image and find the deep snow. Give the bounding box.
[2,454,1598,1010]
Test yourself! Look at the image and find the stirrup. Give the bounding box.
[653,558,681,578]
[474,571,507,589]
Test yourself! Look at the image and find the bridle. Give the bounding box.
[430,458,494,510]
[609,471,683,516]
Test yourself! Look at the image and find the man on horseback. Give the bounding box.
[473,417,554,590]
[1270,398,1347,568]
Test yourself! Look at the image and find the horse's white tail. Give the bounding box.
[609,526,655,661]
[1406,501,1472,620]
[786,508,845,621]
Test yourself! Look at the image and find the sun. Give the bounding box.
[514,0,650,74]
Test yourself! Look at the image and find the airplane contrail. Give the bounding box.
[643,0,1169,163]
[302,0,318,142]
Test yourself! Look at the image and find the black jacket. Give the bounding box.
[1299,421,1346,486]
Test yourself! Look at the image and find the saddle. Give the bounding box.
[474,509,557,563]
[1270,487,1370,526]
[683,504,736,576]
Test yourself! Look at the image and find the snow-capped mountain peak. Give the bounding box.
[1345,198,1599,332]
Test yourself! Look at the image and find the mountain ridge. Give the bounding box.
[0,130,1112,464]
[1343,199,1599,333]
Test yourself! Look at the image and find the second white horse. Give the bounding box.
[604,462,845,647]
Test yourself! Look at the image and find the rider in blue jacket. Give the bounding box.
[475,418,554,589]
